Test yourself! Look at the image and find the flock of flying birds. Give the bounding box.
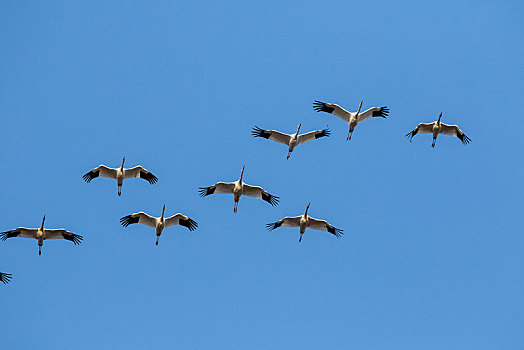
[0,100,471,285]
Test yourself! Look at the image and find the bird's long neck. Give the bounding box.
[437,113,442,125]
[239,166,245,183]
[355,101,363,118]
[40,216,45,231]
[161,205,165,221]
[120,157,125,171]
[295,124,301,137]
[304,204,310,218]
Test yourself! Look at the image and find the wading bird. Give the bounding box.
[405,112,471,147]
[83,157,158,196]
[0,272,12,285]
[0,216,83,255]
[252,124,330,159]
[120,205,197,246]
[199,166,279,213]
[266,203,343,242]
[313,100,389,141]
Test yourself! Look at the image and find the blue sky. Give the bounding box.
[1,1,523,348]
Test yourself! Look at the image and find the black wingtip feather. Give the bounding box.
[0,273,12,284]
[120,214,140,227]
[63,233,83,245]
[180,217,198,231]
[82,170,99,183]
[266,221,281,231]
[251,126,271,139]
[261,192,279,206]
[327,226,344,238]
[313,100,335,114]
[140,171,158,184]
[198,186,215,197]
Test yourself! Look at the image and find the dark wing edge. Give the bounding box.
[198,186,216,197]
[251,126,272,139]
[0,230,20,241]
[315,128,331,139]
[372,106,389,118]
[139,171,158,184]
[179,217,198,231]
[327,225,344,238]
[457,131,471,145]
[120,214,140,227]
[266,220,283,231]
[313,100,335,114]
[405,126,419,142]
[82,169,99,183]
[62,232,83,245]
[0,273,12,284]
[261,191,279,206]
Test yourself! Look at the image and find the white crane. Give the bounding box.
[120,205,198,246]
[405,112,471,147]
[313,100,389,140]
[0,216,83,255]
[199,166,279,213]
[0,272,12,285]
[266,203,343,242]
[83,157,158,196]
[252,124,330,159]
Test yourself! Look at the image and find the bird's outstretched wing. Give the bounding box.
[82,165,118,182]
[313,100,352,122]
[297,128,330,146]
[243,184,279,206]
[0,228,38,241]
[124,166,158,184]
[45,229,83,245]
[252,127,292,145]
[266,216,301,230]
[120,212,158,228]
[307,217,343,238]
[405,123,434,142]
[357,106,389,123]
[198,182,236,197]
[164,214,198,231]
[439,123,471,145]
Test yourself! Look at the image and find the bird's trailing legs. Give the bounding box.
[118,186,122,196]
[347,100,363,141]
[38,245,42,255]
[155,236,159,246]
[287,152,291,160]
[234,201,238,213]
[432,138,437,148]
[299,234,303,243]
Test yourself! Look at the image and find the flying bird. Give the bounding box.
[313,100,389,141]
[120,205,197,246]
[252,124,330,159]
[0,272,12,285]
[83,157,158,196]
[0,216,83,255]
[405,112,471,147]
[266,203,343,243]
[199,166,279,213]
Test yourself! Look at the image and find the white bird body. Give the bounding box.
[267,203,343,242]
[313,100,389,141]
[120,205,197,245]
[406,112,471,147]
[199,166,279,213]
[1,216,83,255]
[252,124,330,159]
[83,157,158,196]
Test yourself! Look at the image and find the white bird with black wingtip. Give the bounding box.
[313,100,389,141]
[252,123,330,159]
[120,205,198,246]
[199,166,279,213]
[0,216,83,255]
[266,203,343,243]
[405,112,471,147]
[83,157,158,196]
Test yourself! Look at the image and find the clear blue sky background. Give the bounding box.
[1,1,523,348]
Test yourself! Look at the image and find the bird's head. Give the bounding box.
[356,100,363,116]
[240,165,245,181]
[121,157,126,168]
[296,123,302,134]
[305,202,310,216]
